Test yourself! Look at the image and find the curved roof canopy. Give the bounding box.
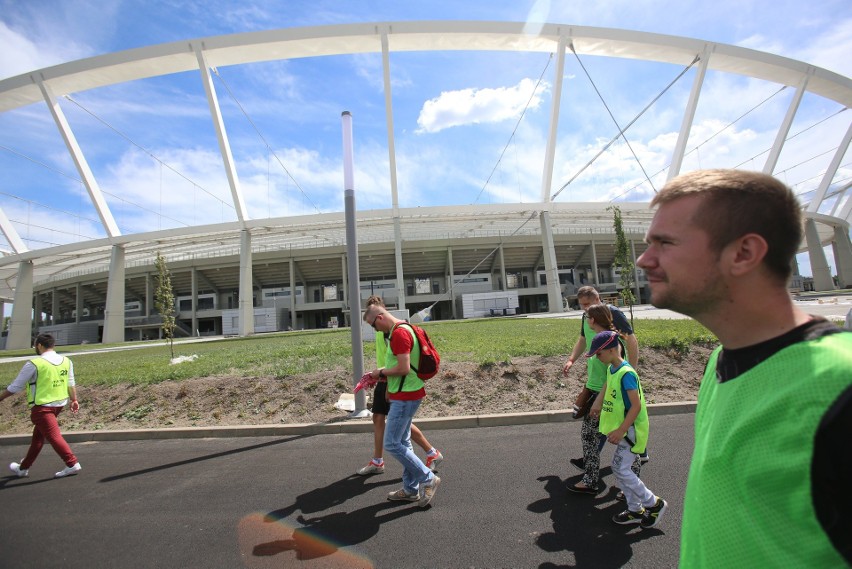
[2,21,851,111]
[0,21,849,300]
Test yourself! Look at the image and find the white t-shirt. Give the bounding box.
[6,350,75,407]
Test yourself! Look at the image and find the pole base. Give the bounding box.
[348,408,372,419]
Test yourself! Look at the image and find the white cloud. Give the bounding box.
[2,197,105,249]
[0,18,94,80]
[548,109,803,204]
[472,124,547,204]
[796,18,852,77]
[0,21,57,79]
[2,139,360,244]
[241,146,345,217]
[736,18,852,77]
[352,53,413,93]
[98,147,235,233]
[91,142,371,232]
[416,78,550,134]
[552,134,669,203]
[736,33,785,56]
[217,3,274,31]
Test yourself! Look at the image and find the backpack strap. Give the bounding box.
[389,321,418,391]
[390,322,420,371]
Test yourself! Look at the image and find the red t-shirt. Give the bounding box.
[388,325,425,401]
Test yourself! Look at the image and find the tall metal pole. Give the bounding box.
[342,111,369,416]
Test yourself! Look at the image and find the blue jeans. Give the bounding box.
[384,398,434,495]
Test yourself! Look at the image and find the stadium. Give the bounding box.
[0,21,850,349]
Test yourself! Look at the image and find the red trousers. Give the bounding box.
[20,405,77,469]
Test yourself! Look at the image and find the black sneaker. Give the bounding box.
[640,497,668,528]
[567,482,600,495]
[569,457,585,471]
[612,509,645,525]
[615,491,625,502]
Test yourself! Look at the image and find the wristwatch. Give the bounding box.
[378,369,386,378]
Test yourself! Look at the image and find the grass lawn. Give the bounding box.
[0,318,717,387]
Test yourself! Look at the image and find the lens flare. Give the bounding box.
[238,512,374,568]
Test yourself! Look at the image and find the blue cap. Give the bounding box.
[585,330,618,357]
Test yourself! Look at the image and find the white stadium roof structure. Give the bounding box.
[0,21,850,349]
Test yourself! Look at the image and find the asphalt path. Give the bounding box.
[0,413,694,569]
[2,294,846,567]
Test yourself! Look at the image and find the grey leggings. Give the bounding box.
[580,391,640,488]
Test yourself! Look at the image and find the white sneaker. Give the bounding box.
[425,451,444,472]
[387,489,419,502]
[9,462,28,478]
[54,462,81,478]
[419,475,440,508]
[357,461,385,475]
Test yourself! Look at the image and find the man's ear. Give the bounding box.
[724,233,769,277]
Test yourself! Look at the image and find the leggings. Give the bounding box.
[580,391,640,488]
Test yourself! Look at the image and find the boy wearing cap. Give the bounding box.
[588,330,667,528]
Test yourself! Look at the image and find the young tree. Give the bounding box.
[608,205,637,326]
[154,252,176,359]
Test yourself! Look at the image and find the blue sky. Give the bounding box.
[0,0,850,276]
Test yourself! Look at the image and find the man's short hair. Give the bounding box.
[363,304,387,323]
[34,333,56,349]
[365,295,384,308]
[651,169,801,282]
[576,286,600,300]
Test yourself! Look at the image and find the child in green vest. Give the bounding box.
[587,330,666,528]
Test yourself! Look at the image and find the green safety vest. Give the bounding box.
[384,324,424,394]
[598,362,649,454]
[582,317,626,392]
[680,332,852,568]
[375,330,386,368]
[583,317,607,391]
[28,357,72,407]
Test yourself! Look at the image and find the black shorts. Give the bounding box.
[372,382,391,415]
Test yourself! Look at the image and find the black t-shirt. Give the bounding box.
[713,317,851,564]
[580,304,634,337]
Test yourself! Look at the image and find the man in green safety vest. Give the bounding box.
[638,169,851,567]
[363,304,440,508]
[1,333,82,479]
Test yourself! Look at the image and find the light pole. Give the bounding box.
[342,111,369,417]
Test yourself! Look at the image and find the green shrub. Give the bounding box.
[121,404,154,421]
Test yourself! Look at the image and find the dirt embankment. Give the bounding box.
[0,345,712,435]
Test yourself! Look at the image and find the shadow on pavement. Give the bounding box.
[265,473,398,519]
[0,475,56,489]
[529,474,663,569]
[255,474,421,562]
[98,434,313,482]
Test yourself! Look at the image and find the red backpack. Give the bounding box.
[392,322,441,380]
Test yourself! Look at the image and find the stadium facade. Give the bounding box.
[0,22,850,349]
